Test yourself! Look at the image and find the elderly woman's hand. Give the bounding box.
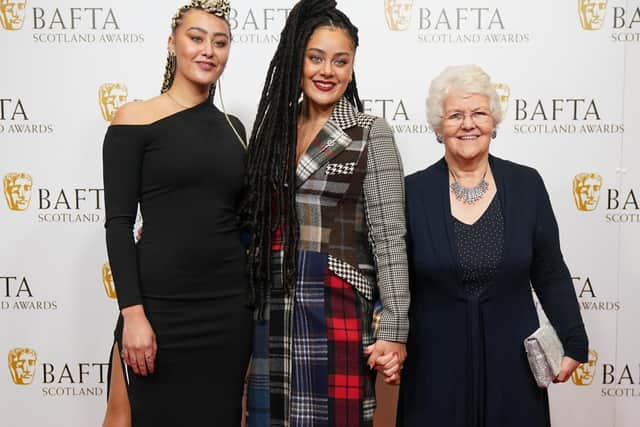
[553,356,581,383]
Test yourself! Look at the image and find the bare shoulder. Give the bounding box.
[111,96,170,125]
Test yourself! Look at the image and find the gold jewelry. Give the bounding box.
[165,91,190,109]
[172,0,231,31]
[216,79,248,151]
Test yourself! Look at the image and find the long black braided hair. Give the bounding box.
[241,0,363,314]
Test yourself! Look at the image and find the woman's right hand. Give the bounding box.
[121,305,157,376]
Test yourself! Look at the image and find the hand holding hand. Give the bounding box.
[364,340,407,385]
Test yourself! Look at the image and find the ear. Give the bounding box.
[167,35,175,55]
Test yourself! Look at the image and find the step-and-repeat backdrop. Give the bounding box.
[1,1,638,425]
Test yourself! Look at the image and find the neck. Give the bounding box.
[445,152,490,183]
[167,75,210,107]
[300,98,336,125]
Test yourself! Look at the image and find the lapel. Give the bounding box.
[422,158,464,297]
[484,155,514,300]
[296,98,357,186]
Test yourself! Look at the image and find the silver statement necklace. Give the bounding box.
[449,167,489,204]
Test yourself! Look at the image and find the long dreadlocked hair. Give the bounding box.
[241,0,363,314]
[160,0,232,98]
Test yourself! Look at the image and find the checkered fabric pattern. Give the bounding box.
[326,270,376,426]
[290,251,329,426]
[325,162,356,176]
[247,98,408,426]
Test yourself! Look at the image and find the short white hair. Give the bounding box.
[426,64,503,132]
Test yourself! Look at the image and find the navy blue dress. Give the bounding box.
[397,156,588,427]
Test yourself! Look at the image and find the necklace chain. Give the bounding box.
[449,167,489,204]
[165,92,194,109]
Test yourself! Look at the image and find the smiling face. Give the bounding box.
[439,92,496,162]
[300,26,355,112]
[169,9,231,90]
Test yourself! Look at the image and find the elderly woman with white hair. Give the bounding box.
[396,65,588,427]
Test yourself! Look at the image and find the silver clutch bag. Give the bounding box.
[524,291,564,388]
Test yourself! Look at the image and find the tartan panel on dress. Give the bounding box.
[248,226,292,427]
[326,270,376,427]
[248,317,270,427]
[291,250,329,427]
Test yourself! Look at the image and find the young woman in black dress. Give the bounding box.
[101,1,251,425]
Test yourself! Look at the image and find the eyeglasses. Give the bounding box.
[441,109,493,128]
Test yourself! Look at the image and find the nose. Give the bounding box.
[320,60,334,77]
[203,42,214,58]
[461,113,476,130]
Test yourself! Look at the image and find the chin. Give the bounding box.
[308,94,341,108]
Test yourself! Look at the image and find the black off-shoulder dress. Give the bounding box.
[102,100,252,426]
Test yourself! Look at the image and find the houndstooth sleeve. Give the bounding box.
[363,117,410,343]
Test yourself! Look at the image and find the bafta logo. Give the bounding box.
[0,0,27,31]
[384,0,414,31]
[3,172,32,211]
[8,348,37,385]
[494,83,511,116]
[572,349,598,386]
[573,173,602,212]
[578,0,608,31]
[102,262,117,299]
[98,83,128,122]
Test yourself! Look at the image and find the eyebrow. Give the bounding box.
[186,26,229,38]
[306,47,352,57]
[444,107,490,113]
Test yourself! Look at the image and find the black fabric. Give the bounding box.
[453,195,504,297]
[102,101,252,424]
[397,155,588,427]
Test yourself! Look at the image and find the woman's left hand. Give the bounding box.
[553,356,581,383]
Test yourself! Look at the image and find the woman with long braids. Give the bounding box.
[243,1,409,425]
[101,1,252,425]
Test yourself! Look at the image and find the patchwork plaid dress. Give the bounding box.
[248,98,410,427]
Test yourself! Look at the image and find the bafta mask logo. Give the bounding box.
[573,173,603,212]
[0,0,27,31]
[98,83,128,122]
[494,83,511,116]
[572,349,598,386]
[3,172,32,211]
[102,262,117,299]
[384,0,414,31]
[8,348,37,385]
[578,0,608,31]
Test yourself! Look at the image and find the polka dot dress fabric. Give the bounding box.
[452,195,504,296]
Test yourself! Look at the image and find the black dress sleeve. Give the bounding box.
[102,125,145,310]
[529,171,589,362]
